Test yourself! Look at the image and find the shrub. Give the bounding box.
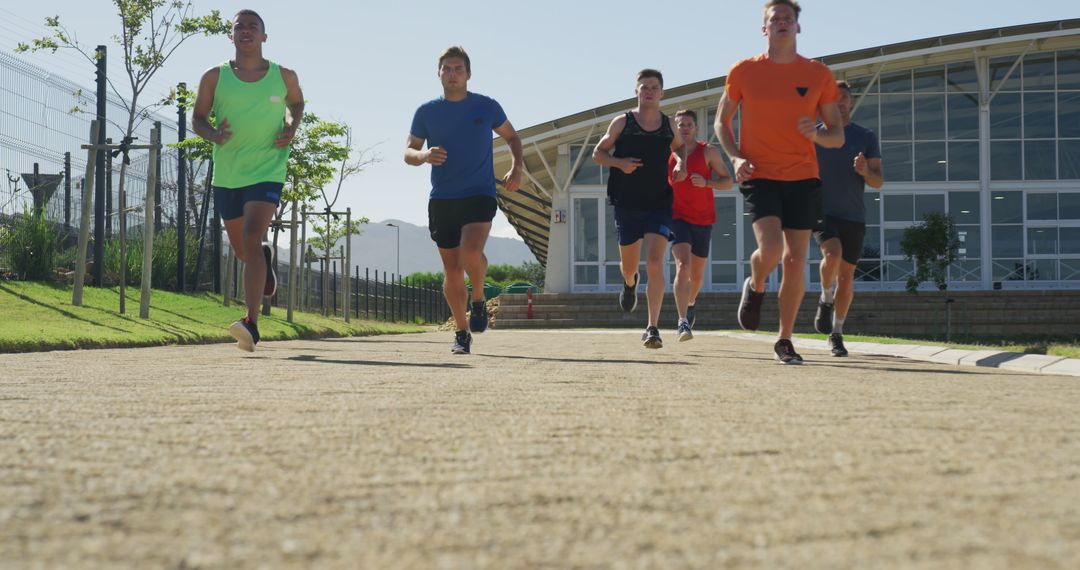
[0,206,58,280]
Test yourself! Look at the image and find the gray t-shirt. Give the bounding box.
[815,122,881,223]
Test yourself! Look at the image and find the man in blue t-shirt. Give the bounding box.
[813,80,884,357]
[405,45,523,355]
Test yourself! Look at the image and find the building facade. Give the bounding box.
[493,20,1080,294]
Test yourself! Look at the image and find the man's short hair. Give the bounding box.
[234,9,264,31]
[637,68,664,88]
[836,80,852,93]
[674,109,698,123]
[439,46,471,74]
[763,0,801,22]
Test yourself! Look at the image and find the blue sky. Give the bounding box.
[3,1,1077,240]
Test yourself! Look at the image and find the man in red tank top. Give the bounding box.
[667,110,732,341]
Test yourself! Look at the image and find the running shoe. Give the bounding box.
[469,300,488,333]
[677,320,693,342]
[451,330,472,355]
[686,302,697,329]
[262,243,277,297]
[229,317,260,352]
[737,277,765,331]
[814,300,834,334]
[619,273,639,313]
[774,339,803,365]
[643,325,663,349]
[829,333,849,357]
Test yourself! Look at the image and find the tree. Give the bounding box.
[899,212,959,293]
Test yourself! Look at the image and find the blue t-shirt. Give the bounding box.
[410,92,507,200]
[815,122,881,223]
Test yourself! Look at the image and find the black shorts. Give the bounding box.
[613,206,674,246]
[739,178,822,230]
[428,195,498,249]
[213,182,283,221]
[814,215,866,265]
[671,219,712,258]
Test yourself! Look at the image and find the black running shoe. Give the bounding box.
[619,273,639,312]
[814,300,834,334]
[262,244,277,297]
[677,321,693,342]
[229,317,260,352]
[687,302,697,329]
[774,339,803,365]
[829,333,848,357]
[738,277,765,331]
[469,300,488,333]
[451,330,472,355]
[643,325,663,349]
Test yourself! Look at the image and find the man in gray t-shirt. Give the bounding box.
[812,80,884,357]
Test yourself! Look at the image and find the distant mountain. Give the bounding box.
[326,219,536,277]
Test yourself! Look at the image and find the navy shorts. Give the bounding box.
[671,219,712,258]
[214,182,283,221]
[613,206,674,246]
[428,195,498,249]
[814,215,867,265]
[739,178,822,230]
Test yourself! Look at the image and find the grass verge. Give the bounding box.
[0,280,430,353]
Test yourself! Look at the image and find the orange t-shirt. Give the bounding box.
[725,54,840,181]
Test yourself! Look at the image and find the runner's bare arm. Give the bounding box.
[276,66,304,148]
[192,67,229,144]
[714,94,753,182]
[669,115,687,182]
[494,120,523,192]
[856,154,884,189]
[404,135,444,166]
[593,115,640,174]
[705,145,734,190]
[812,102,845,149]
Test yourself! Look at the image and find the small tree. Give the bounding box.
[900,212,959,293]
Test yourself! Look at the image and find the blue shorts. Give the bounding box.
[214,182,283,221]
[613,206,674,246]
[671,219,712,258]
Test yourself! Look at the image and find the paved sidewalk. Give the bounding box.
[2,331,1079,568]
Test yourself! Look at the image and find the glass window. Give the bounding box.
[1028,227,1057,255]
[880,70,912,93]
[1024,52,1056,91]
[914,142,947,181]
[947,62,979,94]
[1024,92,1056,139]
[884,229,906,257]
[857,260,882,281]
[742,202,756,258]
[881,95,912,140]
[948,141,979,181]
[914,95,946,140]
[605,264,623,287]
[955,225,981,258]
[989,56,1022,92]
[915,194,945,220]
[571,145,602,185]
[914,66,946,92]
[948,93,979,140]
[1060,141,1080,180]
[885,260,914,282]
[1059,49,1080,90]
[1060,227,1080,254]
[1063,259,1080,281]
[882,142,912,182]
[1060,192,1080,219]
[851,94,879,136]
[990,93,1021,139]
[863,226,881,259]
[884,194,913,222]
[1030,259,1058,281]
[573,198,599,261]
[712,197,737,260]
[848,75,877,95]
[1058,92,1080,138]
[863,193,881,225]
[991,191,1022,223]
[992,225,1024,258]
[991,141,1022,181]
[575,265,599,285]
[951,259,981,282]
[949,192,980,224]
[711,263,737,285]
[604,204,619,261]
[1025,140,1056,180]
[1027,192,1058,220]
[993,259,1026,281]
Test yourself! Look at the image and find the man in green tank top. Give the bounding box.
[192,9,304,352]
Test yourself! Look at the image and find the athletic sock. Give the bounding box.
[820,284,835,304]
[833,315,845,335]
[678,318,689,326]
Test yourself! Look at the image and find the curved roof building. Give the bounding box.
[493,19,1080,294]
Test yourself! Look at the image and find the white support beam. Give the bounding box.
[560,123,597,194]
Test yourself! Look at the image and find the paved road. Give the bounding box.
[2,330,1079,569]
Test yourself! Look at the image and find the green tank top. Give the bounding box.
[211,60,289,188]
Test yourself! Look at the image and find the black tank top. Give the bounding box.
[607,111,674,211]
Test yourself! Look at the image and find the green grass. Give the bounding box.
[0,280,430,353]
[734,329,1080,359]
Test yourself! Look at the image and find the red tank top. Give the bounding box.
[668,141,715,225]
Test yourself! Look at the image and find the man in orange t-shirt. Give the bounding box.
[713,0,844,365]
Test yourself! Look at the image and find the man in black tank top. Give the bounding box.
[593,69,686,349]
